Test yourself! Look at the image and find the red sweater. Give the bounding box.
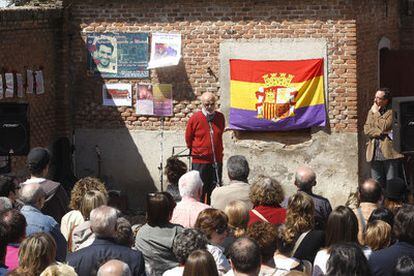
[185,111,225,164]
[248,205,286,226]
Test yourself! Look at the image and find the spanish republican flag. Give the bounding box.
[229,59,326,131]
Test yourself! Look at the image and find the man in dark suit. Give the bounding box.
[67,206,146,276]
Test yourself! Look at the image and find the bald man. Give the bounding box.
[97,260,132,276]
[294,166,332,230]
[185,92,225,204]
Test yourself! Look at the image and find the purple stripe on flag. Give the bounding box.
[229,104,327,131]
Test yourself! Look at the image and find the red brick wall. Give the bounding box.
[0,8,65,173]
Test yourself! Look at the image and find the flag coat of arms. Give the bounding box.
[229,58,326,131]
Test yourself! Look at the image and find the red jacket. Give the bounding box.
[185,111,225,164]
[248,205,287,226]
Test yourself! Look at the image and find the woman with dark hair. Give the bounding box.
[368,207,394,226]
[313,206,361,276]
[194,208,231,274]
[165,157,187,202]
[183,249,219,276]
[394,255,414,276]
[326,242,371,276]
[248,175,286,226]
[135,192,183,275]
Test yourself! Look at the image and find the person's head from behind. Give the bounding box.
[228,237,261,276]
[294,166,316,192]
[40,263,77,276]
[224,200,249,238]
[0,208,26,244]
[97,259,131,276]
[286,192,315,233]
[194,208,229,245]
[69,176,108,210]
[79,190,108,220]
[0,175,19,203]
[326,205,358,247]
[385,178,408,214]
[247,222,278,265]
[227,155,250,182]
[146,192,176,226]
[0,197,12,211]
[173,228,208,265]
[364,220,391,251]
[178,170,203,200]
[183,249,218,276]
[249,175,284,207]
[27,147,51,177]
[368,207,394,227]
[358,178,382,203]
[96,39,114,67]
[20,183,46,209]
[18,233,56,275]
[394,255,414,276]
[90,205,119,238]
[114,217,134,247]
[165,157,187,186]
[326,242,370,276]
[393,205,414,245]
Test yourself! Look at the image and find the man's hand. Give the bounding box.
[370,103,380,114]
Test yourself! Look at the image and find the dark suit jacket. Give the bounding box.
[67,238,146,276]
[369,241,414,276]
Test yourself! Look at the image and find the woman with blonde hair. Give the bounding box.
[40,263,78,276]
[71,190,108,251]
[224,200,249,238]
[280,192,325,263]
[364,220,392,251]
[9,233,56,276]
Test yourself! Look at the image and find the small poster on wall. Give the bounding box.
[0,75,3,99]
[26,70,34,94]
[87,33,149,78]
[5,73,14,98]
[102,83,132,106]
[136,84,173,116]
[147,33,182,69]
[16,74,24,98]
[35,70,44,94]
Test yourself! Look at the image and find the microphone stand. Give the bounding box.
[208,120,221,187]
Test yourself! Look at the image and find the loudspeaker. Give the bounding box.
[393,96,414,154]
[0,103,29,156]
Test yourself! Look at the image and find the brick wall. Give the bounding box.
[0,8,65,173]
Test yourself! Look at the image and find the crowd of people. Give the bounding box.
[0,144,413,276]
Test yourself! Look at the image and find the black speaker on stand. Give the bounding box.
[0,103,30,173]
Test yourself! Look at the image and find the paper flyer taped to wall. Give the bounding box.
[16,73,24,98]
[26,70,34,94]
[35,70,44,94]
[147,33,181,69]
[0,75,3,99]
[136,84,173,116]
[102,83,132,106]
[5,73,14,98]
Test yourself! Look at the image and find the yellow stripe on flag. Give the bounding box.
[230,76,325,111]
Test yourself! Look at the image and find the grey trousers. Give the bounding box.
[370,159,401,188]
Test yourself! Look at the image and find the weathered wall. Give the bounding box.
[0,8,65,176]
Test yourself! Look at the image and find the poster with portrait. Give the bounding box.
[136,84,173,116]
[5,73,14,98]
[102,83,132,106]
[87,33,149,78]
[147,33,182,69]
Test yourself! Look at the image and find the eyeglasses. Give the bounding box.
[215,225,228,234]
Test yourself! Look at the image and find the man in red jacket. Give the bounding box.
[185,92,225,204]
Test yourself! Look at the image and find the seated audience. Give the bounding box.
[61,177,108,243]
[9,232,56,276]
[281,192,325,263]
[384,178,408,215]
[222,200,250,252]
[292,166,332,230]
[369,205,414,276]
[195,208,231,273]
[0,223,7,276]
[211,155,253,210]
[0,209,26,270]
[393,255,414,276]
[326,242,371,276]
[313,205,360,276]
[97,259,132,276]
[227,237,261,276]
[352,178,382,244]
[22,147,69,223]
[165,157,187,202]
[114,217,135,248]
[163,228,208,275]
[170,170,210,227]
[183,249,219,276]
[19,183,67,261]
[364,220,391,251]
[67,206,145,276]
[248,175,286,226]
[40,263,78,276]
[0,175,19,208]
[71,190,107,251]
[135,192,183,275]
